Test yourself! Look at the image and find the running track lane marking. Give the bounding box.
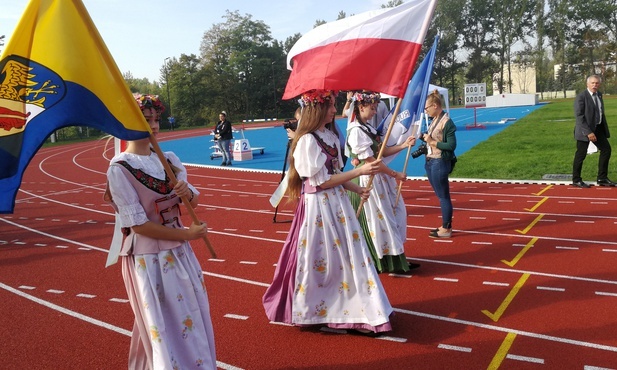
[532,185,553,196]
[524,196,549,212]
[487,332,517,369]
[482,273,531,322]
[392,306,617,353]
[515,214,544,234]
[0,282,243,370]
[502,237,538,267]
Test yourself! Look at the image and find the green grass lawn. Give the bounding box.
[452,95,617,181]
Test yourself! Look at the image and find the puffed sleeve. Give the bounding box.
[106,165,149,228]
[293,134,331,187]
[165,151,199,196]
[347,126,375,160]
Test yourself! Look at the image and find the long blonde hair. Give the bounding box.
[286,100,334,200]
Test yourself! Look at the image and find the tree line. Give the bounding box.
[3,0,616,135]
[131,0,615,130]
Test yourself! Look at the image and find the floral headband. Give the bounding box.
[354,91,381,105]
[134,93,165,113]
[300,89,338,107]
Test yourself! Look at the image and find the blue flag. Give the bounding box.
[378,36,439,149]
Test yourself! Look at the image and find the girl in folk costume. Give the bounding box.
[105,94,216,369]
[422,89,457,238]
[263,89,393,334]
[346,91,417,273]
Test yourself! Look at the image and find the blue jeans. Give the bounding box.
[218,139,232,164]
[425,158,453,228]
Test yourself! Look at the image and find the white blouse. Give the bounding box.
[294,129,343,187]
[107,151,198,228]
[347,120,377,160]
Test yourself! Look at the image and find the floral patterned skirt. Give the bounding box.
[291,185,392,331]
[122,243,216,369]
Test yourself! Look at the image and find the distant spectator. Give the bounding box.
[572,75,615,188]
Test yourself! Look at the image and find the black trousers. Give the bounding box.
[572,126,612,182]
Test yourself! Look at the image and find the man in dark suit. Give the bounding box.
[572,75,615,188]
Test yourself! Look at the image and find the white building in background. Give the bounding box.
[493,63,537,94]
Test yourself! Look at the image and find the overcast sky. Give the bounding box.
[1,0,388,82]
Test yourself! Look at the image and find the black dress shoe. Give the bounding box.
[572,181,591,188]
[597,179,617,187]
[407,263,421,270]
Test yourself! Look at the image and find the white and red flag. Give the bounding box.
[282,0,437,99]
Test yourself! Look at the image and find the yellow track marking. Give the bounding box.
[482,274,530,322]
[532,185,552,196]
[502,238,538,267]
[524,196,548,212]
[515,214,544,234]
[487,332,517,369]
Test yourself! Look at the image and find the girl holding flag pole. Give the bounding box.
[346,91,418,273]
[105,94,216,369]
[263,89,393,335]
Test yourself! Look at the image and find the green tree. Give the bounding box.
[382,0,404,7]
[493,0,535,93]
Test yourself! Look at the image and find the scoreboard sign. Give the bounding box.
[465,83,486,108]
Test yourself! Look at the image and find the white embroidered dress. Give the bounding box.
[107,151,216,370]
[291,129,392,330]
[347,121,407,259]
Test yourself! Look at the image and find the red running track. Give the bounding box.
[1,129,617,369]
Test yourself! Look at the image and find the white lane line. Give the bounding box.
[269,321,293,327]
[595,291,617,297]
[1,282,130,335]
[497,200,512,202]
[503,218,520,221]
[472,241,492,245]
[393,307,617,353]
[46,289,64,294]
[377,336,407,343]
[469,216,486,220]
[224,314,249,320]
[410,257,617,286]
[77,293,97,299]
[584,366,615,370]
[483,281,509,287]
[574,220,595,224]
[537,286,565,292]
[590,202,609,205]
[506,354,544,364]
[35,243,47,247]
[240,261,257,265]
[469,199,484,202]
[388,273,412,278]
[432,239,453,243]
[556,246,579,250]
[558,201,575,204]
[434,277,459,283]
[109,298,130,303]
[438,344,472,353]
[19,285,35,290]
[56,245,69,249]
[602,249,617,253]
[249,230,264,233]
[208,259,226,262]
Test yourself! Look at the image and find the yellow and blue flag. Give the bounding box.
[0,0,151,213]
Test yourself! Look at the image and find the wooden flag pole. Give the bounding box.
[149,136,217,258]
[394,142,413,208]
[356,97,403,218]
[395,112,425,206]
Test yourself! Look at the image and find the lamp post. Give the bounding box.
[271,61,278,120]
[164,57,173,129]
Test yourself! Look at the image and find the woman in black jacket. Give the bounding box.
[214,111,233,166]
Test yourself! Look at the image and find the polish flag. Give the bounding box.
[283,0,437,99]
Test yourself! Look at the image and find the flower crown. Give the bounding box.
[300,89,338,107]
[354,91,381,105]
[134,93,165,113]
